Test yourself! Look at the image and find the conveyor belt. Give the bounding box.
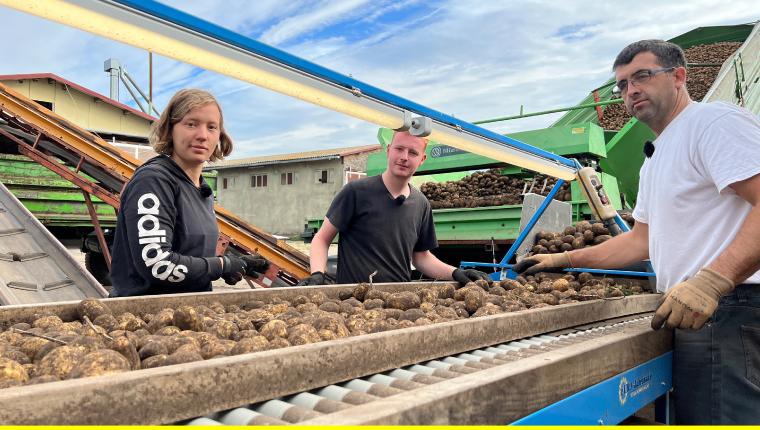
[184,315,667,425]
[0,284,664,425]
[0,180,107,304]
[0,82,309,285]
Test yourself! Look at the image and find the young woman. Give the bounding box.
[110,89,267,296]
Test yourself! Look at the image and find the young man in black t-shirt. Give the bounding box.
[300,131,488,286]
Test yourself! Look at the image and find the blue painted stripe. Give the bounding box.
[113,0,576,168]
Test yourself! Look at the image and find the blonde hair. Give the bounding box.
[149,88,233,162]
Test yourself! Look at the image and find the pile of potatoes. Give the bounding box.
[421,169,572,210]
[527,220,611,256]
[0,276,643,389]
[599,42,742,130]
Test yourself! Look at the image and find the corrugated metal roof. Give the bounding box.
[0,73,157,122]
[0,181,107,304]
[207,144,381,170]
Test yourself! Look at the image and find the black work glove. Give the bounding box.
[221,255,247,285]
[296,271,334,286]
[452,268,490,286]
[241,254,270,276]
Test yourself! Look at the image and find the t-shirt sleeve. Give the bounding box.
[119,172,222,289]
[632,164,649,224]
[695,107,760,194]
[413,201,438,252]
[325,184,356,232]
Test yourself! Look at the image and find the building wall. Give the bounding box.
[2,78,152,137]
[215,158,347,235]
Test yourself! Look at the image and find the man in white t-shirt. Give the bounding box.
[514,40,760,424]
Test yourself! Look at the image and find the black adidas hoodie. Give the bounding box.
[110,155,223,296]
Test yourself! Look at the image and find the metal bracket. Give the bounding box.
[396,111,433,137]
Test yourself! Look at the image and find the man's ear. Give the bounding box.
[420,153,427,165]
[674,66,687,89]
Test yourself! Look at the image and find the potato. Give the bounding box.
[287,324,321,346]
[138,340,169,360]
[92,314,118,332]
[0,358,29,388]
[591,223,609,235]
[200,340,236,359]
[552,279,570,292]
[308,292,328,306]
[352,283,370,301]
[318,302,340,313]
[109,336,140,370]
[68,350,130,379]
[268,338,291,349]
[32,315,64,331]
[36,346,85,379]
[165,348,204,366]
[593,234,612,245]
[77,298,112,322]
[19,337,51,361]
[400,308,426,322]
[364,289,388,302]
[147,309,174,333]
[1,347,30,365]
[172,306,203,332]
[259,320,288,341]
[464,290,484,314]
[27,374,60,385]
[231,336,270,354]
[141,354,168,369]
[472,303,502,317]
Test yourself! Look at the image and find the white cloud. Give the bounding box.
[0,0,756,159]
[259,0,371,45]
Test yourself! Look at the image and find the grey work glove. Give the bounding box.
[452,268,490,286]
[512,252,573,276]
[296,271,334,286]
[651,268,734,331]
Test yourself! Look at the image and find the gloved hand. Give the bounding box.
[512,252,573,276]
[241,254,270,276]
[651,268,734,331]
[296,271,334,286]
[452,268,491,286]
[221,255,247,285]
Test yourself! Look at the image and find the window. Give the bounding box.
[316,169,333,184]
[222,178,228,189]
[33,100,53,111]
[251,174,268,188]
[281,172,294,185]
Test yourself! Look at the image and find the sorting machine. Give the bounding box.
[0,0,699,423]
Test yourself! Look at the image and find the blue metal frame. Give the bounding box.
[114,0,576,169]
[492,179,567,279]
[511,352,672,425]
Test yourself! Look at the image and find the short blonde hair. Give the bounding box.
[149,88,233,162]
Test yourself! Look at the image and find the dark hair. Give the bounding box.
[613,39,686,70]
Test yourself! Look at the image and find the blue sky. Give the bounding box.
[0,1,756,158]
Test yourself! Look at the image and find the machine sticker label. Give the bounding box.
[430,145,467,158]
[618,373,652,406]
[136,193,188,282]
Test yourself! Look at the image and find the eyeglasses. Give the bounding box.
[612,67,676,96]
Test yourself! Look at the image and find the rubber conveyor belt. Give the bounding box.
[184,315,668,425]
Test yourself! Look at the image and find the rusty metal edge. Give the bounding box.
[0,291,659,425]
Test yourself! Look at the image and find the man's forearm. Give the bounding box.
[413,251,457,280]
[309,235,330,273]
[708,205,760,283]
